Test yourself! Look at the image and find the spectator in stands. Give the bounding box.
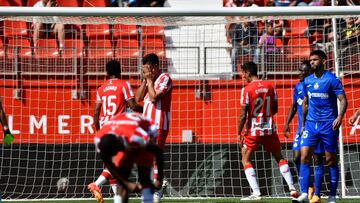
[123,0,165,7]
[307,0,333,43]
[274,0,297,6]
[254,21,277,64]
[229,21,258,73]
[340,17,360,46]
[33,0,65,51]
[224,0,242,7]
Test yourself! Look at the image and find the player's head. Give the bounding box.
[299,60,311,81]
[241,61,258,82]
[106,60,121,78]
[309,50,327,71]
[142,53,160,74]
[97,133,125,161]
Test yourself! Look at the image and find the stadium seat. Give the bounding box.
[141,26,165,38]
[285,19,308,37]
[34,39,59,58]
[26,0,38,6]
[113,24,138,39]
[62,39,84,58]
[7,38,32,58]
[86,24,110,38]
[0,0,21,6]
[87,39,113,58]
[3,21,28,37]
[0,39,4,58]
[83,0,109,7]
[115,39,139,58]
[275,38,282,47]
[57,0,80,7]
[286,38,310,59]
[142,38,165,56]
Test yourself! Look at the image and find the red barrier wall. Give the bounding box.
[1,77,359,144]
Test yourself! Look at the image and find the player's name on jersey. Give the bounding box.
[6,114,96,135]
[103,85,118,92]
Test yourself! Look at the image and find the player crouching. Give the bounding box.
[94,112,164,203]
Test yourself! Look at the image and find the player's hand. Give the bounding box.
[283,124,290,138]
[3,128,14,146]
[333,116,343,130]
[348,114,359,126]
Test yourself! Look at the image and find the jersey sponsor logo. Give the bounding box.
[254,88,269,94]
[308,92,329,99]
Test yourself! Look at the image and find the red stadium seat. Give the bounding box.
[86,24,110,38]
[285,19,308,37]
[62,39,84,58]
[26,0,39,6]
[0,40,5,58]
[286,38,310,59]
[115,39,139,58]
[83,0,109,7]
[87,39,113,58]
[3,21,28,37]
[7,38,32,58]
[142,38,165,56]
[34,39,59,58]
[0,0,22,6]
[57,0,80,7]
[113,24,137,39]
[141,26,164,38]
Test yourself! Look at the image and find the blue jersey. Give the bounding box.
[303,70,345,122]
[293,82,305,133]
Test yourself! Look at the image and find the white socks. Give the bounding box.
[279,160,295,191]
[244,164,261,196]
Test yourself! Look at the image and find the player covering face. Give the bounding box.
[94,112,164,203]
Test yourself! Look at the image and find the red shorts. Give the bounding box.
[113,150,154,169]
[156,129,169,150]
[242,134,281,153]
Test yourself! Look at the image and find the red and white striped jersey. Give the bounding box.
[95,113,157,149]
[143,73,172,130]
[96,79,134,128]
[240,80,277,136]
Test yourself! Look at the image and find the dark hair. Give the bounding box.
[241,61,258,76]
[106,60,121,76]
[302,60,311,69]
[98,133,125,157]
[310,50,327,60]
[143,53,159,66]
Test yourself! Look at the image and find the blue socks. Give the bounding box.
[295,163,301,175]
[329,165,339,196]
[314,164,324,196]
[299,163,311,193]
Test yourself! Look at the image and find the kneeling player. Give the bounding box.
[238,62,298,200]
[94,112,164,203]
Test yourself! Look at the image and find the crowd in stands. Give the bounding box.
[224,0,360,73]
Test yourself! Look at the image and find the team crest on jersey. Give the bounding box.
[314,83,319,89]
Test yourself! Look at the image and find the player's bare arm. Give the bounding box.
[333,94,348,130]
[126,98,143,113]
[135,79,148,103]
[272,97,278,116]
[349,108,360,126]
[94,102,102,131]
[284,102,297,138]
[145,143,164,190]
[237,105,248,142]
[300,96,308,136]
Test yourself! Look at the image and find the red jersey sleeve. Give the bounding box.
[156,74,172,94]
[240,87,249,106]
[122,81,135,101]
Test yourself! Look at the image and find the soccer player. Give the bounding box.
[0,96,13,145]
[296,50,348,203]
[88,60,143,203]
[348,108,360,126]
[284,60,324,202]
[94,112,164,203]
[135,53,172,202]
[238,62,298,201]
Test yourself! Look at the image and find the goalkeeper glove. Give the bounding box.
[3,127,14,146]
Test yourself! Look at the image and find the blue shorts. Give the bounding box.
[293,130,324,153]
[300,120,339,153]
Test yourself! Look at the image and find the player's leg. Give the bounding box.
[240,136,261,200]
[139,166,155,203]
[153,129,169,203]
[292,133,302,174]
[267,134,297,196]
[310,142,324,203]
[88,169,110,203]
